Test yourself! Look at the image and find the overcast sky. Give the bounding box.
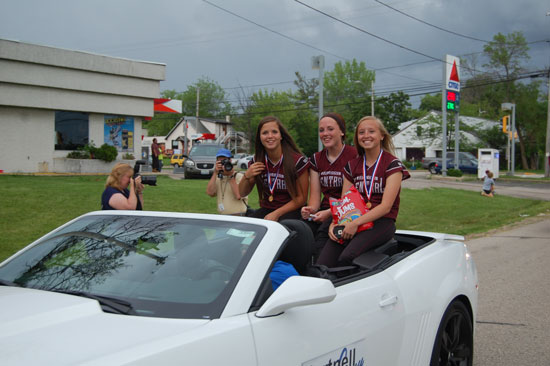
[2,0,548,108]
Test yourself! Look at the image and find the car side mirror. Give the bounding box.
[255,276,336,318]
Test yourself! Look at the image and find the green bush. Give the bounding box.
[66,150,90,159]
[447,169,463,177]
[122,153,135,160]
[66,143,118,162]
[94,144,118,162]
[402,160,421,169]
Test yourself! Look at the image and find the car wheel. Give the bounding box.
[430,300,473,366]
[173,164,178,168]
[240,163,247,169]
[429,164,437,174]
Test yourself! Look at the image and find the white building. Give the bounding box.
[165,117,249,155]
[0,39,165,173]
[393,111,500,161]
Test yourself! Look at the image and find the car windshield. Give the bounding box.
[190,145,221,156]
[0,215,266,319]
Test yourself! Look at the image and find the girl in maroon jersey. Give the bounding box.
[316,116,410,267]
[301,113,357,258]
[239,116,309,222]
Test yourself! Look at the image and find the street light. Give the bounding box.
[312,55,325,151]
[501,103,516,176]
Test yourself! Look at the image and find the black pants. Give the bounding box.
[303,217,332,262]
[152,155,160,171]
[316,218,395,267]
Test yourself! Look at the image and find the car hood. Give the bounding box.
[0,286,209,365]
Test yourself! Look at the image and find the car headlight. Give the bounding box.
[184,159,195,168]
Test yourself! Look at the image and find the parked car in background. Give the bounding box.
[237,155,253,170]
[231,153,247,165]
[434,157,479,174]
[0,211,478,365]
[183,143,225,179]
[170,154,185,168]
[422,152,477,174]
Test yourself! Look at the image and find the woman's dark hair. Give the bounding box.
[322,112,346,142]
[254,116,303,199]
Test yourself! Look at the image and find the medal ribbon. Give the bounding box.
[265,154,283,199]
[363,150,383,203]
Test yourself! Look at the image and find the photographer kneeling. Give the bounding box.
[206,149,248,216]
[101,163,144,210]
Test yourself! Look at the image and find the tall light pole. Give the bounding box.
[312,55,325,151]
[371,79,375,116]
[354,79,375,116]
[502,103,516,176]
[546,72,550,177]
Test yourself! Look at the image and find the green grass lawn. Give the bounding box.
[1,174,549,262]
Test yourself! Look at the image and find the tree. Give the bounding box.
[375,91,411,134]
[232,89,297,153]
[181,77,233,118]
[323,59,375,139]
[483,31,530,100]
[419,93,442,112]
[514,81,547,169]
[291,72,320,156]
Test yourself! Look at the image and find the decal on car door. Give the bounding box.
[302,339,367,366]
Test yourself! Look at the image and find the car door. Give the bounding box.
[248,272,406,366]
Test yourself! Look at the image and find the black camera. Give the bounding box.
[217,158,233,178]
[134,160,157,186]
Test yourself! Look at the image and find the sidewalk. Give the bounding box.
[404,170,550,201]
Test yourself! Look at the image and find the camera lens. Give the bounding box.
[223,159,233,171]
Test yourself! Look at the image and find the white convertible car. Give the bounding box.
[0,211,478,366]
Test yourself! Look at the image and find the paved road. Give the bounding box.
[403,171,550,201]
[466,218,550,366]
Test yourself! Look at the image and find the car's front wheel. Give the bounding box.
[430,300,473,366]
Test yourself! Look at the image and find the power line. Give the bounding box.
[202,0,348,61]
[373,0,490,43]
[294,0,443,63]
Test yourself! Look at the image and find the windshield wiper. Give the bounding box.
[53,289,137,315]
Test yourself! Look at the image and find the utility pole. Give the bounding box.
[371,79,375,116]
[312,55,324,151]
[545,72,550,177]
[502,103,516,176]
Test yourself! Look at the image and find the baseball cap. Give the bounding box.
[216,148,232,158]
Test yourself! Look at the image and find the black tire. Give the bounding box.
[240,163,247,169]
[430,300,473,366]
[429,163,437,174]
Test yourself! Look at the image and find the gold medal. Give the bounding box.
[366,201,372,209]
[269,195,274,202]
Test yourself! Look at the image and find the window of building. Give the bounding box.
[55,111,89,150]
